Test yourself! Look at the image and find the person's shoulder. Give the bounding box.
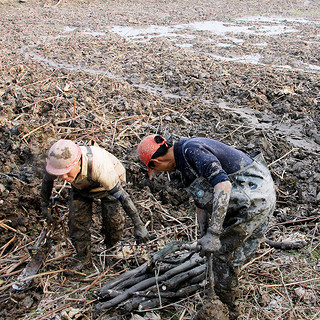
[91,145,109,153]
[183,137,204,148]
[93,146,122,162]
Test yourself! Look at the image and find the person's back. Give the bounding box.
[173,137,253,186]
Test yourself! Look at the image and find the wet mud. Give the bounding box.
[0,0,319,319]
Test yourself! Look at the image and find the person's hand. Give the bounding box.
[42,206,53,223]
[134,224,149,243]
[197,230,221,257]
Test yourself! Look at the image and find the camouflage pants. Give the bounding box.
[68,188,125,257]
[211,152,276,305]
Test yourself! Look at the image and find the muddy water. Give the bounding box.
[217,101,320,153]
[27,15,320,75]
[25,14,320,154]
[109,16,320,73]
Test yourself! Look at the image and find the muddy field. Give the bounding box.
[0,0,320,319]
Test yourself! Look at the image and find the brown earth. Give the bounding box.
[0,0,319,319]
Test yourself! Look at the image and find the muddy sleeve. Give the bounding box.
[108,183,143,224]
[209,181,231,235]
[108,183,133,209]
[40,171,56,207]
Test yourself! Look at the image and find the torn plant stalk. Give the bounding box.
[12,196,64,291]
[12,227,50,291]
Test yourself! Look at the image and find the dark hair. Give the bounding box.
[148,135,172,168]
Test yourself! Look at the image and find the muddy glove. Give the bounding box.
[109,183,150,243]
[41,204,53,223]
[133,223,149,244]
[198,229,221,257]
[197,181,231,256]
[40,172,55,223]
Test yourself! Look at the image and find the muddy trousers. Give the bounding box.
[68,188,125,259]
[211,152,276,315]
[212,218,269,313]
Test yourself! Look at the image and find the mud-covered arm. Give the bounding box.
[208,180,232,235]
[198,180,232,256]
[40,171,56,222]
[108,183,149,243]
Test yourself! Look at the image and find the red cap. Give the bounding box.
[137,135,167,177]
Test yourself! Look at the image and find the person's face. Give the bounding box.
[59,160,81,182]
[148,156,175,178]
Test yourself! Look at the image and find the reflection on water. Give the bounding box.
[110,17,300,41]
[108,17,319,72]
[209,53,261,64]
[29,16,319,75]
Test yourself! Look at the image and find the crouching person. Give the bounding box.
[137,134,276,319]
[41,139,149,269]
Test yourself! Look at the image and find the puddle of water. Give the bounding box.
[186,21,253,35]
[109,18,319,73]
[111,18,300,41]
[28,14,320,93]
[54,35,71,40]
[252,42,268,47]
[64,26,78,32]
[111,25,196,43]
[111,25,183,39]
[216,43,233,48]
[209,53,262,65]
[237,16,319,24]
[307,63,320,71]
[83,30,106,37]
[187,21,298,36]
[276,65,294,70]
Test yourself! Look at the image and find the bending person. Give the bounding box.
[137,134,276,319]
[41,139,149,269]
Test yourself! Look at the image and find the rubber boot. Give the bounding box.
[193,296,230,320]
[71,240,93,271]
[216,288,240,320]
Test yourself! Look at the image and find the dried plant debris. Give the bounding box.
[0,0,320,319]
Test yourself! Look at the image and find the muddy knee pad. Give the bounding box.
[101,199,125,248]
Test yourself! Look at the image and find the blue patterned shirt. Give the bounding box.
[173,138,253,187]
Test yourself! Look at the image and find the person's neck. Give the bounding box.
[165,147,176,170]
